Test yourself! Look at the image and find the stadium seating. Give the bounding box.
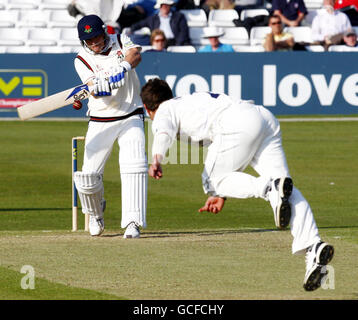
[27,28,59,46]
[0,0,345,54]
[233,44,265,52]
[208,9,239,27]
[6,45,40,53]
[39,0,69,10]
[167,45,197,52]
[0,28,28,46]
[6,0,42,10]
[305,45,325,51]
[189,27,210,46]
[249,26,271,46]
[328,45,358,51]
[181,9,207,27]
[234,0,264,6]
[0,9,19,27]
[220,27,250,45]
[39,46,75,53]
[47,9,77,28]
[57,28,79,47]
[285,26,313,43]
[240,8,269,21]
[16,9,50,28]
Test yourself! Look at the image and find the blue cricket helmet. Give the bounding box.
[77,15,105,41]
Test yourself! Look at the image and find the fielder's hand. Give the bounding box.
[109,66,126,90]
[149,162,163,180]
[198,196,226,214]
[73,100,82,110]
[148,155,163,180]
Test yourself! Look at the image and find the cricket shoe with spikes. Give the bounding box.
[89,215,104,236]
[303,241,334,291]
[268,177,293,229]
[123,222,140,239]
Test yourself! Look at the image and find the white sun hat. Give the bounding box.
[201,26,225,38]
[154,0,175,9]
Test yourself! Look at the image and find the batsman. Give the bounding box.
[141,78,334,291]
[72,15,147,238]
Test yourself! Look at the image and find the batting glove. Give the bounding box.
[108,66,126,90]
[93,77,111,97]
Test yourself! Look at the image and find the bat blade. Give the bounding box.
[17,84,91,120]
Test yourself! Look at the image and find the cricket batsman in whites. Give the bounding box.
[72,15,147,238]
[141,78,334,291]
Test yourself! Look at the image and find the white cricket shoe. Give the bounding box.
[89,215,104,236]
[303,241,334,291]
[123,222,140,239]
[268,177,293,229]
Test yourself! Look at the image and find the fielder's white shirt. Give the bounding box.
[151,92,251,157]
[311,9,352,41]
[74,33,143,117]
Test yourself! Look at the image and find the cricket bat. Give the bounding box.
[17,83,91,120]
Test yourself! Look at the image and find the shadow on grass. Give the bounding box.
[102,228,280,239]
[101,225,358,239]
[0,208,69,213]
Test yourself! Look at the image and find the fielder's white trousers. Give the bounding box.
[203,104,320,254]
[82,115,148,229]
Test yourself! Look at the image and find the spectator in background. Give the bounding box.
[117,0,157,29]
[311,0,352,50]
[334,0,358,25]
[340,28,358,49]
[145,29,168,51]
[67,0,124,33]
[198,26,235,52]
[263,14,295,51]
[272,0,307,27]
[124,0,191,46]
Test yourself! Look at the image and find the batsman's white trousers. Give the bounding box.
[82,115,147,229]
[203,103,320,254]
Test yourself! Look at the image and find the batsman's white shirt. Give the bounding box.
[151,92,321,254]
[74,33,143,117]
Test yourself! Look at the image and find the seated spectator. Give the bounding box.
[263,15,295,51]
[272,0,307,27]
[146,29,168,51]
[334,0,358,26]
[201,0,237,19]
[342,28,358,48]
[125,0,191,46]
[117,0,157,29]
[198,27,235,52]
[67,0,124,33]
[311,0,352,50]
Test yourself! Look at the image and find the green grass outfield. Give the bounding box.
[0,119,357,300]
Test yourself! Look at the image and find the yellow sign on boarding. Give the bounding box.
[0,69,48,108]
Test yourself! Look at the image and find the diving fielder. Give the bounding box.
[141,78,334,291]
[73,15,147,238]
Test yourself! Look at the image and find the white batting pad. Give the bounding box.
[120,172,147,228]
[74,171,104,219]
[119,139,148,174]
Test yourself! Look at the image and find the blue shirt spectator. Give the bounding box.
[272,0,307,27]
[198,27,235,52]
[199,43,235,52]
